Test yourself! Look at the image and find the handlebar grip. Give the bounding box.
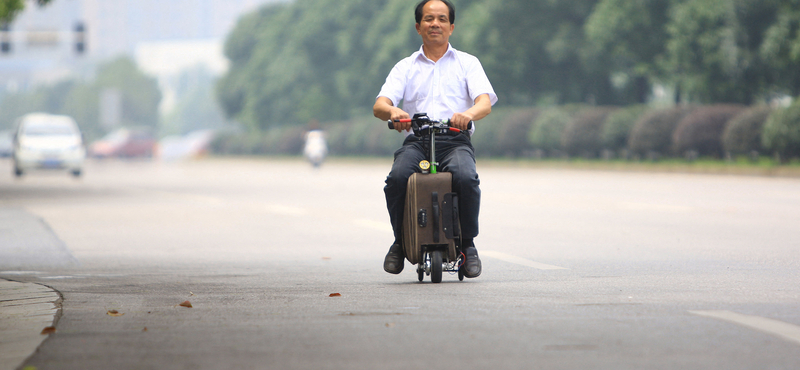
[388,118,413,130]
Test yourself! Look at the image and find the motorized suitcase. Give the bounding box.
[402,172,460,264]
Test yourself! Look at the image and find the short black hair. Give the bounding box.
[415,0,455,25]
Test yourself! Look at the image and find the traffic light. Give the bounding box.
[1,24,10,54]
[74,21,85,55]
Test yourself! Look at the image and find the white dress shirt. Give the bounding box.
[377,44,498,135]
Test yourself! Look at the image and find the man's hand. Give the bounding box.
[388,107,411,132]
[450,112,474,131]
[374,97,411,132]
[450,94,492,131]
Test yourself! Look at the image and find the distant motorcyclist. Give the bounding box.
[303,120,328,167]
[373,0,497,278]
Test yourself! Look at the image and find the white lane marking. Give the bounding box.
[689,310,800,346]
[481,250,568,270]
[153,190,227,206]
[353,219,393,232]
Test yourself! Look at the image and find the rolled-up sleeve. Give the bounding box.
[465,56,498,106]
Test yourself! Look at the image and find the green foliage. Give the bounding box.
[601,105,650,150]
[219,0,634,131]
[211,117,404,157]
[162,67,227,137]
[95,57,162,129]
[664,0,783,104]
[217,0,800,132]
[722,105,772,155]
[762,98,800,160]
[759,0,800,97]
[529,107,575,155]
[468,107,538,157]
[60,84,101,139]
[217,0,420,131]
[0,56,160,141]
[584,0,671,102]
[0,90,46,130]
[562,106,618,158]
[672,104,745,157]
[493,108,539,157]
[0,0,51,23]
[628,106,695,156]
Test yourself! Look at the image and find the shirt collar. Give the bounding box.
[413,43,456,63]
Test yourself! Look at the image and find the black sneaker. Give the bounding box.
[383,243,404,274]
[463,246,482,278]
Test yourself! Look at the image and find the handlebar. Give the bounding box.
[387,113,472,135]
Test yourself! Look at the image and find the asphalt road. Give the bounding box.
[1,157,799,369]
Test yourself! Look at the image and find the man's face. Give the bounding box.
[416,1,454,47]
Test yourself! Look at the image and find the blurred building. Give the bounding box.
[0,0,287,93]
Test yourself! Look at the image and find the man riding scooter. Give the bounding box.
[373,0,497,278]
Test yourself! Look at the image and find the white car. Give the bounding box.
[13,113,86,177]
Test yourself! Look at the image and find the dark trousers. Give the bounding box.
[384,134,480,244]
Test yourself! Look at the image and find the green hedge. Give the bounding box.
[628,106,695,158]
[562,106,618,158]
[672,105,745,158]
[601,105,650,152]
[722,105,772,156]
[762,98,800,161]
[209,100,800,163]
[471,107,539,157]
[529,106,584,156]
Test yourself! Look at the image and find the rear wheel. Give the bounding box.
[431,250,442,283]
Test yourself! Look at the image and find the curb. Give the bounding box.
[0,279,61,370]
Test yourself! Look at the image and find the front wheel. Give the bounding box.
[431,250,442,283]
[13,161,22,177]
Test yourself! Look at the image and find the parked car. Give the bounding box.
[12,113,86,177]
[89,127,156,158]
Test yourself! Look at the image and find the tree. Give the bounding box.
[216,0,800,131]
[759,0,800,97]
[584,0,672,103]
[1,0,52,24]
[0,56,160,141]
[664,0,780,104]
[94,57,162,129]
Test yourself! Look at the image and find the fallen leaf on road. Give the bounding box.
[385,323,395,328]
[40,326,56,335]
[189,292,195,297]
[329,293,341,297]
[322,257,331,260]
[179,300,193,308]
[107,310,124,317]
[142,327,148,332]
